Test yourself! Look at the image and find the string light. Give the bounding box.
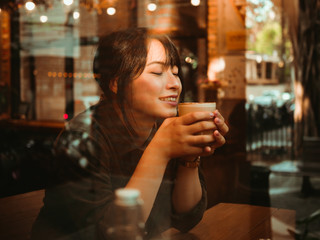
[191,0,201,6]
[147,3,157,12]
[40,15,48,23]
[73,11,80,19]
[25,1,36,11]
[63,0,74,6]
[106,7,116,15]
[1,1,134,14]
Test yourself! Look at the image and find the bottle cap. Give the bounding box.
[115,188,141,206]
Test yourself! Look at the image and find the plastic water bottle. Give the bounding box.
[106,188,145,240]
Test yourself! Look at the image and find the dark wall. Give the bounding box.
[0,121,61,197]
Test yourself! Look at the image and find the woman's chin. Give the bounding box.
[161,111,178,119]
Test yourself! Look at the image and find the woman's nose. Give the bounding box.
[167,72,181,90]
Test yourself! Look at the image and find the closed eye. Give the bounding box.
[151,72,162,76]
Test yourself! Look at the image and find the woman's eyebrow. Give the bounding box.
[146,61,166,66]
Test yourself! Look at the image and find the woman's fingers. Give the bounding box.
[202,146,215,154]
[179,112,217,135]
[189,129,225,150]
[159,110,228,159]
[179,110,229,136]
[186,133,216,146]
[180,111,214,125]
[213,110,229,136]
[211,130,226,148]
[186,120,217,135]
[213,110,225,122]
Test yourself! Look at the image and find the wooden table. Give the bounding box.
[162,203,295,240]
[0,190,295,240]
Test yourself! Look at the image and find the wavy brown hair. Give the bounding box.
[93,28,183,135]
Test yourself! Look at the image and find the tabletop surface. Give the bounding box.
[162,202,295,240]
[0,190,295,240]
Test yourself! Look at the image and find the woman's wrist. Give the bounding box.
[145,140,171,165]
[178,156,201,168]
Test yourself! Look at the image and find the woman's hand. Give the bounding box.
[150,110,228,160]
[208,110,229,152]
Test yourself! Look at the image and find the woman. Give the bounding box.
[31,28,229,239]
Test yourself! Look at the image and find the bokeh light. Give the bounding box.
[147,3,157,12]
[73,11,80,19]
[63,0,74,6]
[191,0,201,6]
[40,15,48,23]
[25,1,36,11]
[106,7,116,15]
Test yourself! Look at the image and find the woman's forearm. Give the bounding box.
[125,145,170,222]
[172,165,202,213]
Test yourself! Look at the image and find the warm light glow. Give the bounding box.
[278,60,284,68]
[63,0,74,6]
[25,1,36,11]
[147,3,157,12]
[48,71,98,78]
[207,57,226,81]
[294,81,303,122]
[73,11,80,19]
[185,57,193,63]
[269,11,275,20]
[63,113,69,120]
[106,7,116,15]
[256,55,262,63]
[191,0,201,6]
[40,15,48,23]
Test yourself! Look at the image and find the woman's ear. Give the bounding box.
[109,79,118,94]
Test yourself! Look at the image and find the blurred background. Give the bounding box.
[0,0,319,238]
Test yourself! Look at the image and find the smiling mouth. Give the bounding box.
[159,97,177,102]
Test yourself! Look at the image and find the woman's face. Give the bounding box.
[129,39,182,121]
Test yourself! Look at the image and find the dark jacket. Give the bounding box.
[31,99,207,239]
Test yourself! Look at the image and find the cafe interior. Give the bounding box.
[0,0,319,239]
